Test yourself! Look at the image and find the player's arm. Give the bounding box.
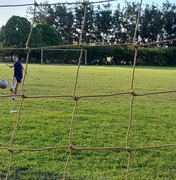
[6,64,14,68]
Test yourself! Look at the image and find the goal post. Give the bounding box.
[40,48,88,65]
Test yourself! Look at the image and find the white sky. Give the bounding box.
[0,0,175,27]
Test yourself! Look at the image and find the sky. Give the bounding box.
[0,0,175,27]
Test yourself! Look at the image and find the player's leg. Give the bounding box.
[10,76,17,93]
[15,82,20,94]
[14,78,22,94]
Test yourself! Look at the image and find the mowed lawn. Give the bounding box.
[0,64,176,179]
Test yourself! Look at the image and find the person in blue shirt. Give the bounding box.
[7,55,25,94]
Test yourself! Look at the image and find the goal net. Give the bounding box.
[0,0,176,179]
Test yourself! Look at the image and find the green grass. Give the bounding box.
[0,64,176,179]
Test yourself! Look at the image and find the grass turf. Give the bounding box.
[0,64,176,179]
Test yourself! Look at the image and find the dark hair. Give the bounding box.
[13,54,19,58]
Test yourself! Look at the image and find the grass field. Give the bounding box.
[0,64,176,179]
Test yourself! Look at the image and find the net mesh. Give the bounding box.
[0,0,176,179]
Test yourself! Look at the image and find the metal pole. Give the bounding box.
[41,48,43,64]
[85,49,87,65]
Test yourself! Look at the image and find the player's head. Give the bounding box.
[12,55,19,62]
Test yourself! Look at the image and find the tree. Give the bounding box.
[94,3,113,44]
[111,4,123,43]
[120,1,139,43]
[29,26,43,47]
[0,15,43,48]
[0,16,31,48]
[84,4,97,44]
[29,2,55,26]
[73,4,96,44]
[36,23,63,46]
[162,1,176,45]
[53,5,74,44]
[140,4,163,43]
[27,0,176,46]
[28,3,74,44]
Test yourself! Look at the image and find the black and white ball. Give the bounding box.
[0,80,8,89]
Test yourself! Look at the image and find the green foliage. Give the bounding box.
[1,1,176,47]
[137,47,176,66]
[112,47,134,65]
[0,1,176,66]
[30,1,176,44]
[140,4,163,42]
[86,47,176,66]
[162,2,176,40]
[16,46,175,66]
[58,7,75,44]
[36,23,63,46]
[0,17,62,49]
[29,26,43,48]
[0,65,176,179]
[95,4,113,43]
[0,16,43,48]
[0,16,31,48]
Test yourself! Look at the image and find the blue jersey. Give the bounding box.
[14,61,23,79]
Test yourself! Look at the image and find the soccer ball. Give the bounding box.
[0,80,8,89]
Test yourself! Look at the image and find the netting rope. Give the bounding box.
[0,0,175,180]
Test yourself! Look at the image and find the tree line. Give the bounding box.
[0,1,175,65]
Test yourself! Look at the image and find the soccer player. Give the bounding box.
[7,55,25,94]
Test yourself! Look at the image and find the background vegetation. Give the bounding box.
[0,1,176,66]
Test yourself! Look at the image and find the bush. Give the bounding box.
[1,47,175,66]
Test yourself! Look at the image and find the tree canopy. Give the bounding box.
[0,1,176,47]
[0,16,31,48]
[26,1,176,45]
[0,16,63,48]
